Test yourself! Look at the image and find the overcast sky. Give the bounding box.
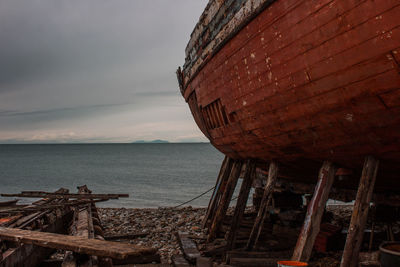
[0,0,209,143]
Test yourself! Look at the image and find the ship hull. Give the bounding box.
[180,0,400,192]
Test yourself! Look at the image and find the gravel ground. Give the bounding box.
[98,207,206,264]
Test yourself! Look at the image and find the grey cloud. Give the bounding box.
[0,0,208,142]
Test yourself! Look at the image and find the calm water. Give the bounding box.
[0,144,224,208]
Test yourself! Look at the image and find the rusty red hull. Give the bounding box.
[179,0,400,192]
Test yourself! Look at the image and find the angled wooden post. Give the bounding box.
[208,160,243,242]
[246,161,279,250]
[292,161,336,262]
[226,160,256,251]
[340,156,379,267]
[202,156,233,229]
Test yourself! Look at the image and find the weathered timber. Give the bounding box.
[292,161,337,262]
[0,199,108,215]
[63,185,113,267]
[0,200,18,207]
[208,160,243,242]
[340,156,379,267]
[0,207,71,267]
[202,156,228,228]
[229,257,286,267]
[226,160,256,251]
[1,192,128,200]
[202,242,226,257]
[203,157,233,229]
[196,257,212,267]
[246,161,278,250]
[8,188,69,228]
[112,253,161,265]
[171,254,191,267]
[0,227,156,260]
[104,232,149,241]
[225,250,292,262]
[39,258,63,267]
[176,231,201,264]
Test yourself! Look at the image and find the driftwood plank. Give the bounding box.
[226,160,256,251]
[292,161,336,262]
[208,160,243,242]
[340,156,379,267]
[0,227,156,260]
[246,161,278,250]
[176,231,200,264]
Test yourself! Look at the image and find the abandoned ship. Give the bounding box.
[177,0,400,266]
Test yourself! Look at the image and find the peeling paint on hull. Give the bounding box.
[178,0,400,192]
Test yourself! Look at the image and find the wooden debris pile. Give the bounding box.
[0,186,160,267]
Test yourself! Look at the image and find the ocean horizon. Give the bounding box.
[0,143,224,208]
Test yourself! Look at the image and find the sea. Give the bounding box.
[0,143,225,208]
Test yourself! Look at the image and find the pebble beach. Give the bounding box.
[99,207,206,264]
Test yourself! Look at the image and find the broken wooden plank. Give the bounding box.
[229,257,285,267]
[63,185,113,267]
[0,199,108,215]
[340,156,379,267]
[292,161,337,262]
[171,254,192,267]
[226,250,292,262]
[226,160,256,251]
[1,192,128,200]
[0,200,18,207]
[0,227,156,260]
[112,253,161,265]
[1,210,71,267]
[196,257,212,267]
[39,259,63,267]
[246,161,278,250]
[208,160,243,242]
[104,232,149,241]
[176,231,201,264]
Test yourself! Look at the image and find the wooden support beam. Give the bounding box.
[292,161,337,262]
[226,160,256,251]
[207,160,243,242]
[202,156,234,229]
[176,231,201,264]
[340,156,379,267]
[0,227,157,260]
[246,161,279,250]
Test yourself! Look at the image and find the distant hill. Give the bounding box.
[133,139,169,143]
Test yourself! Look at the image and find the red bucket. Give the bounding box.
[277,261,308,267]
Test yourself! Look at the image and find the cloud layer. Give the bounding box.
[0,0,208,143]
